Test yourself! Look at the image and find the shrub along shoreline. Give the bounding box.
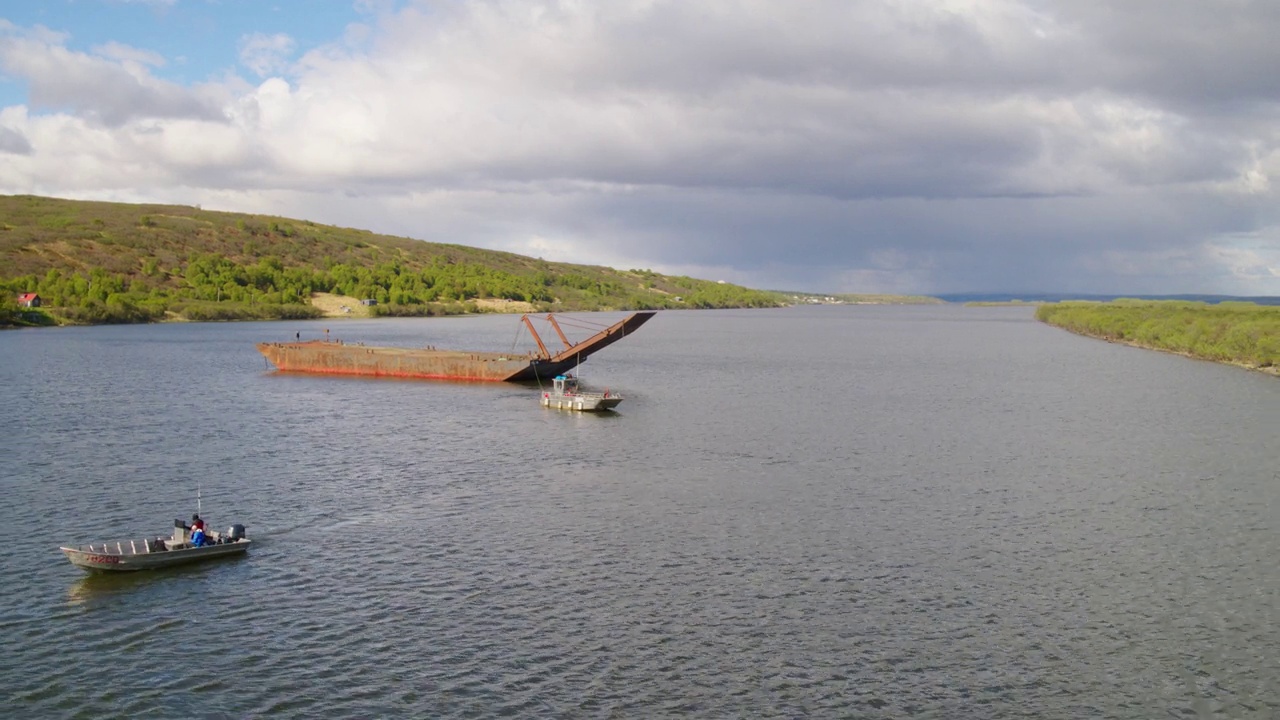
[1035,300,1280,376]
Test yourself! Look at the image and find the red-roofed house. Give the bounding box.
[17,293,41,308]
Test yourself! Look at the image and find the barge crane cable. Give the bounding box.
[509,320,526,356]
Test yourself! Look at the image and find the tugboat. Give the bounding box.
[540,374,622,412]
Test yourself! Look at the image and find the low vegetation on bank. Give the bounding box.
[0,195,786,327]
[1036,300,1280,374]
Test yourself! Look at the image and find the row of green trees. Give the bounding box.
[1036,300,1280,370]
[5,256,559,307]
[2,251,783,326]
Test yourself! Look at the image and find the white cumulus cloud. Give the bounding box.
[238,32,296,78]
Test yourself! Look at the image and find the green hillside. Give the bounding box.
[0,194,784,325]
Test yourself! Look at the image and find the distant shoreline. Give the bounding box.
[2,292,951,329]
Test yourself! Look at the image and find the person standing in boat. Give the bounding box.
[189,513,207,547]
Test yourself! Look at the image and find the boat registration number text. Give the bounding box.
[88,554,120,564]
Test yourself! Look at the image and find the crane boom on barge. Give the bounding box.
[256,311,655,382]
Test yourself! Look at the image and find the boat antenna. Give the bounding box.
[197,479,202,517]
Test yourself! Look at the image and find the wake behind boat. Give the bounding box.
[60,519,250,572]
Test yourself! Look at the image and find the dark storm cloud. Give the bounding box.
[1050,0,1280,110]
[401,177,1264,295]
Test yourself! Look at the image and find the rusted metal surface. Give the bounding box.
[546,315,572,350]
[521,315,552,359]
[546,312,656,364]
[257,311,655,382]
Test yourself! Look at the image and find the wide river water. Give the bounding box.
[2,305,1277,719]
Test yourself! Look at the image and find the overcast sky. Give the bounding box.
[1,0,1278,296]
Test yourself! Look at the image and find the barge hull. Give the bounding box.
[257,311,654,382]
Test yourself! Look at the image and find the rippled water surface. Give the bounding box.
[2,306,1278,719]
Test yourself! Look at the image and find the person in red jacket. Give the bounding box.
[189,514,207,546]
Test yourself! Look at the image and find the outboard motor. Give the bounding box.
[227,524,246,542]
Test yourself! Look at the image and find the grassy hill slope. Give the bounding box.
[0,195,784,325]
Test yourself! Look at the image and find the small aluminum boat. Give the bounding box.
[540,374,622,412]
[60,519,250,572]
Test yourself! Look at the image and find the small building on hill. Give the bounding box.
[360,299,378,306]
[17,293,40,308]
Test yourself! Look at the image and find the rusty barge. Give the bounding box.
[256,311,655,382]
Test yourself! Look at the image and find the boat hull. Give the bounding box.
[60,540,251,572]
[540,392,622,411]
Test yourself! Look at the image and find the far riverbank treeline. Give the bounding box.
[0,195,783,326]
[1036,300,1280,374]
